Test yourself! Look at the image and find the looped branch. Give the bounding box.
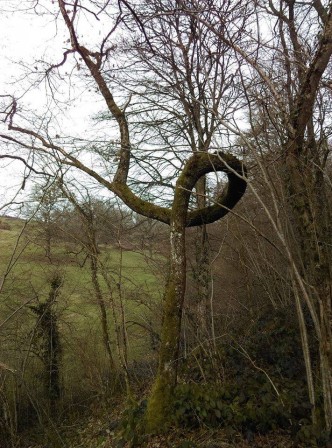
[112,152,246,227]
[184,152,247,227]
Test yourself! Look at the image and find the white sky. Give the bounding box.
[0,2,110,213]
[0,5,52,212]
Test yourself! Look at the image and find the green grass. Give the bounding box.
[0,215,164,376]
[0,215,161,291]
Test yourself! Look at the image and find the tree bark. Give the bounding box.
[285,147,332,432]
[145,217,186,432]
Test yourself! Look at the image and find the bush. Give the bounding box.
[115,399,147,447]
[174,305,318,439]
[173,380,289,433]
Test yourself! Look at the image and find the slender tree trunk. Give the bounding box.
[293,281,316,424]
[195,227,210,326]
[116,244,131,397]
[320,307,332,432]
[45,224,52,261]
[285,147,332,432]
[89,253,115,371]
[101,266,132,397]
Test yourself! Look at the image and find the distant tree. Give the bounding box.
[60,185,117,372]
[30,273,63,412]
[28,183,66,260]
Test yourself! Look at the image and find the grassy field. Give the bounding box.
[0,215,164,397]
[0,216,160,290]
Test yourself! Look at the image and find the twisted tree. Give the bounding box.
[113,0,248,337]
[0,0,247,432]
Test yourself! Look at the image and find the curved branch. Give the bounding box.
[115,152,246,226]
[58,0,131,184]
[180,152,247,227]
[112,182,171,224]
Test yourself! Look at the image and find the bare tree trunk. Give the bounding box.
[101,266,132,397]
[145,210,187,432]
[192,177,211,337]
[116,243,131,397]
[293,280,316,424]
[45,226,51,261]
[89,253,115,371]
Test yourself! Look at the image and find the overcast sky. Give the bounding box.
[0,2,109,213]
[0,4,51,212]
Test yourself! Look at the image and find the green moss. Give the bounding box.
[145,374,174,433]
[144,278,181,433]
[113,183,171,224]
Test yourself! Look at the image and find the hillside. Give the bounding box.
[0,215,319,448]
